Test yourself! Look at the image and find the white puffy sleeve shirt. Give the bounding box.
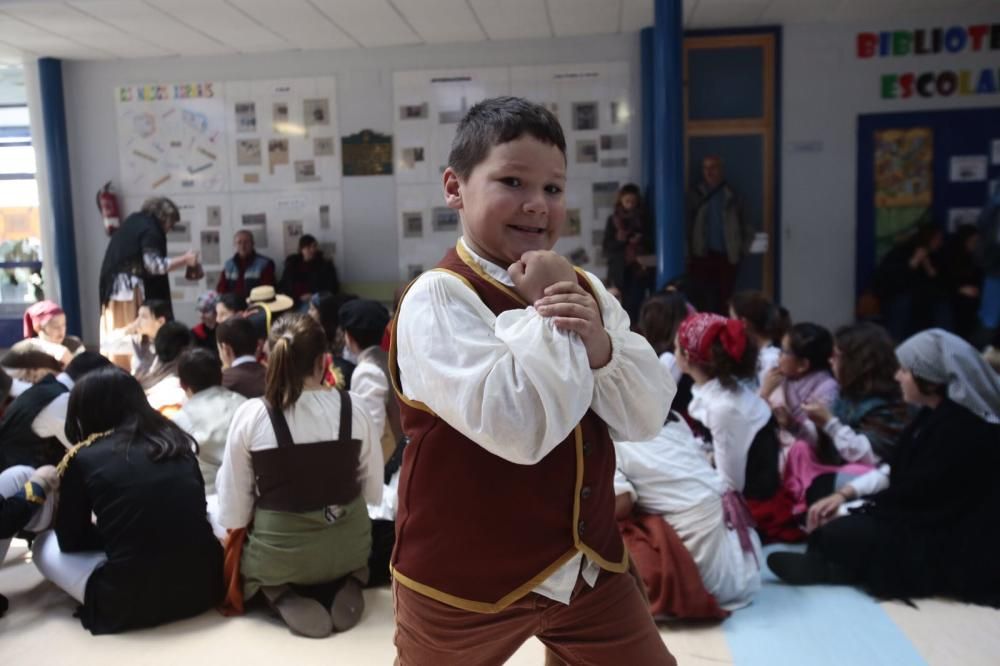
[396,240,674,466]
[216,388,383,529]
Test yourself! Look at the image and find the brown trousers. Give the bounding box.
[393,570,675,666]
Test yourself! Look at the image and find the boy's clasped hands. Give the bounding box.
[508,250,612,369]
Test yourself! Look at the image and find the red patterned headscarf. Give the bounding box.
[677,313,747,365]
[23,300,64,339]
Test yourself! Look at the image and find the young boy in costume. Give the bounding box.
[390,96,677,664]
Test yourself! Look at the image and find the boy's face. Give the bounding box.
[444,135,566,267]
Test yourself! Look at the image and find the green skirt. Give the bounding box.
[241,495,372,600]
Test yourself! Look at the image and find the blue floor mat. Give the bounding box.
[722,545,927,666]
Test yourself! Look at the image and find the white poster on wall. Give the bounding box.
[394,67,510,185]
[949,155,988,182]
[392,62,635,281]
[224,78,341,192]
[115,82,228,193]
[229,190,344,274]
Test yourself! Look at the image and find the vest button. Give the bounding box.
[582,440,592,456]
[578,520,586,535]
[581,486,592,500]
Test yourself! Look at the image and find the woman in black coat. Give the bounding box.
[31,366,224,634]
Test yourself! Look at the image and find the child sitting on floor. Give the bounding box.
[676,313,800,542]
[760,322,839,458]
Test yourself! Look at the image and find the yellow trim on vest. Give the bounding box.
[391,547,580,614]
[454,240,528,307]
[388,274,435,415]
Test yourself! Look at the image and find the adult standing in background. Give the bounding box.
[216,230,276,300]
[98,198,198,367]
[976,186,1000,347]
[686,156,752,314]
[602,183,652,323]
[278,234,340,307]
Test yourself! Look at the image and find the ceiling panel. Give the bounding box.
[393,0,486,44]
[468,0,550,40]
[547,0,621,36]
[0,3,168,58]
[621,0,653,31]
[310,0,420,48]
[0,13,110,59]
[68,1,234,56]
[155,0,288,53]
[689,0,768,28]
[229,0,357,50]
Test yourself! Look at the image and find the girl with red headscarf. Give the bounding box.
[22,301,74,367]
[676,313,802,542]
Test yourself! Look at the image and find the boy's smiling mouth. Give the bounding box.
[508,224,546,234]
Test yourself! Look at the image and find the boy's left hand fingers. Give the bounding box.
[535,293,593,308]
[537,302,597,321]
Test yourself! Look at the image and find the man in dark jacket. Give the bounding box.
[278,234,339,306]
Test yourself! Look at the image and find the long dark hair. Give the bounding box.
[833,323,899,401]
[65,366,197,461]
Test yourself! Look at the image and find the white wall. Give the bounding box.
[780,9,1000,329]
[59,34,641,341]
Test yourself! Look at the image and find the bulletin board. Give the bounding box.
[114,78,344,313]
[856,107,1000,295]
[392,62,636,280]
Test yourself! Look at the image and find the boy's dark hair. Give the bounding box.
[177,348,223,394]
[339,299,390,350]
[216,316,258,358]
[311,291,357,346]
[730,291,787,345]
[154,321,192,364]
[702,336,760,391]
[833,323,899,401]
[786,322,833,373]
[218,293,247,313]
[64,352,112,382]
[142,299,172,321]
[448,96,566,180]
[639,292,688,356]
[299,234,317,251]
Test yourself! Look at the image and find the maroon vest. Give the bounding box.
[389,246,627,612]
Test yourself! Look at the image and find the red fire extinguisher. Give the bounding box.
[96,181,121,236]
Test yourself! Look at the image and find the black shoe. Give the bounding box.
[767,551,833,585]
[0,593,8,618]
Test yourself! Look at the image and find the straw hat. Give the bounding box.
[246,285,294,314]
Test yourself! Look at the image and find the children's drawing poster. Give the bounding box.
[116,82,228,193]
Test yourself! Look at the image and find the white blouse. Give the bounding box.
[688,378,773,494]
[216,387,382,529]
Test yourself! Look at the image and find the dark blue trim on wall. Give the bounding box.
[685,24,783,302]
[653,0,685,290]
[38,58,82,337]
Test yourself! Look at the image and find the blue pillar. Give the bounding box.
[38,58,82,336]
[652,0,685,289]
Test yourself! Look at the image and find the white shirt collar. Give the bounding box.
[459,237,515,287]
[232,355,256,367]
